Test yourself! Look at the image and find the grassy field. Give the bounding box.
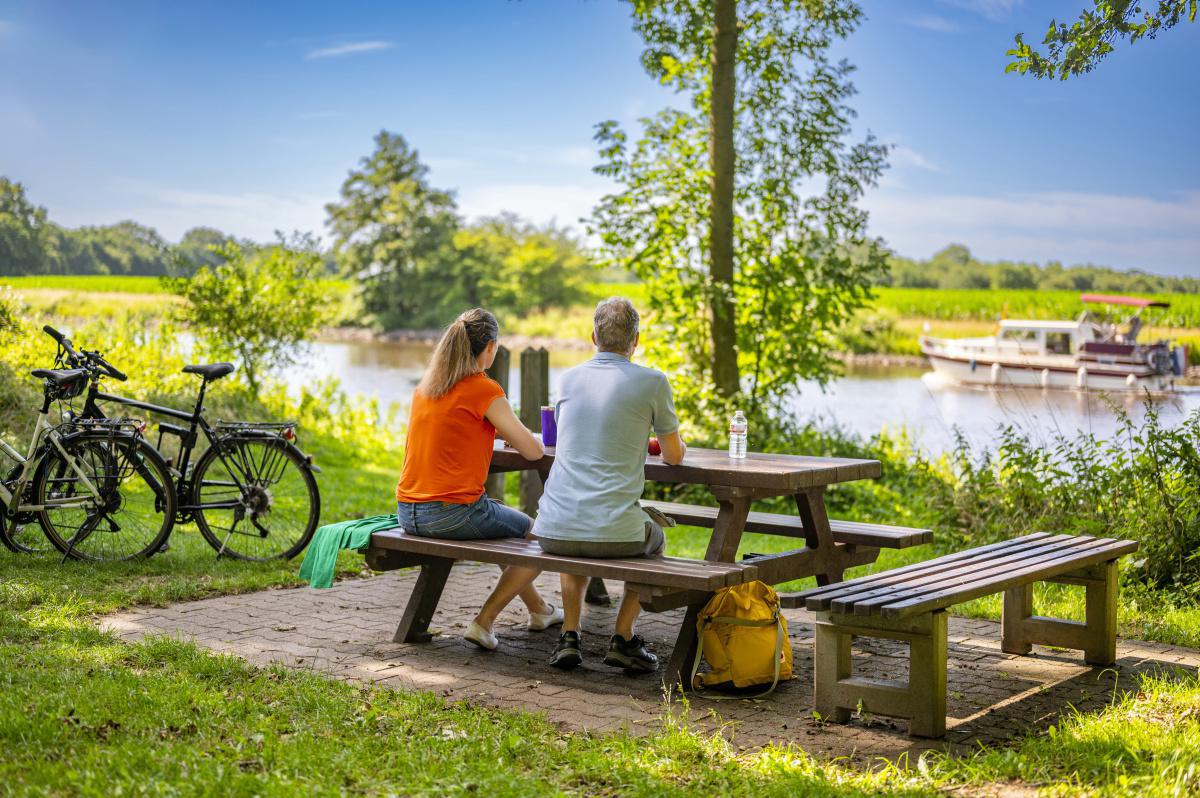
[875,287,1200,328]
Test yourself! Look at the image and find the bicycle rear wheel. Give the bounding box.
[34,433,176,561]
[192,436,319,561]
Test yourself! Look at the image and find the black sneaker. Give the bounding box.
[549,631,583,670]
[603,634,658,673]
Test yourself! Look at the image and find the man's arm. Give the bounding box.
[658,430,686,466]
[485,397,545,461]
[652,373,685,465]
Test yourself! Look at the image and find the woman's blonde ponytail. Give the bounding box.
[417,308,499,399]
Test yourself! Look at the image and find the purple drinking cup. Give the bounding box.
[540,406,557,447]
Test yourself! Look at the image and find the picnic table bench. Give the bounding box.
[794,532,1139,737]
[365,442,932,689]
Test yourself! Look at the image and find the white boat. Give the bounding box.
[919,294,1189,392]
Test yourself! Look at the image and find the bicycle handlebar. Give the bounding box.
[43,324,77,358]
[93,356,128,382]
[43,325,128,382]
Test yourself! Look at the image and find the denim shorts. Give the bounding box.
[397,494,531,541]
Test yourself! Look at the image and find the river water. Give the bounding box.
[285,339,1200,454]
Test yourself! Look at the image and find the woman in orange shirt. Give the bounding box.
[397,308,560,650]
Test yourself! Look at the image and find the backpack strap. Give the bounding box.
[689,610,786,700]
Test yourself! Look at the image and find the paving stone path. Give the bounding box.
[104,565,1200,763]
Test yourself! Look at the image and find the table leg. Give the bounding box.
[393,559,454,644]
[705,488,752,562]
[585,577,611,606]
[663,598,708,692]
[795,489,845,586]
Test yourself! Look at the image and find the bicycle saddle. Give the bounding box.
[182,363,236,381]
[30,368,87,385]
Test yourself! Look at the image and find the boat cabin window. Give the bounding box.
[1000,329,1039,344]
[1045,332,1073,355]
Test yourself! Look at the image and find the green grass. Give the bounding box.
[1,275,171,293]
[874,287,1200,329]
[2,283,1199,794]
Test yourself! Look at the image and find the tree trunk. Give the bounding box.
[709,0,740,398]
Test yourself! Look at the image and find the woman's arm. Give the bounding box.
[485,397,545,461]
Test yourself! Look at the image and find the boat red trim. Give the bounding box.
[1080,293,1170,309]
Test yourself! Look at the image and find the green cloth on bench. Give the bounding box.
[299,515,399,589]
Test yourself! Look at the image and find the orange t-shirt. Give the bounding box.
[396,373,505,504]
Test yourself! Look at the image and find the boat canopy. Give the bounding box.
[1080,293,1170,309]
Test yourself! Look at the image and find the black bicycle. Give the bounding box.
[44,325,321,561]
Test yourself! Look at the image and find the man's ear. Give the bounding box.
[591,331,598,346]
[632,331,641,351]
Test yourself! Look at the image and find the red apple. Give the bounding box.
[648,438,661,456]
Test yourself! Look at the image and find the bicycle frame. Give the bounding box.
[82,380,250,517]
[0,398,104,516]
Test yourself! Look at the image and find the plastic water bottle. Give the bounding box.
[728,410,748,459]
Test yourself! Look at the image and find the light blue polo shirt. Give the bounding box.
[534,351,680,543]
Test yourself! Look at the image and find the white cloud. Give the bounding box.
[305,40,393,61]
[940,0,1022,21]
[864,188,1200,276]
[890,145,942,173]
[456,182,608,230]
[905,14,960,33]
[68,180,330,243]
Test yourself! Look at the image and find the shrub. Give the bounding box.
[164,242,333,392]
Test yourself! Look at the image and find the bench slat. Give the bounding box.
[801,533,1057,609]
[640,500,932,549]
[827,535,1081,613]
[877,538,1138,618]
[838,535,1103,615]
[369,530,757,591]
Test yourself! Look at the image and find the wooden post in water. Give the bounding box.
[519,347,549,516]
[485,346,510,500]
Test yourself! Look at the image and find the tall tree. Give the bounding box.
[594,0,888,418]
[326,132,460,328]
[709,0,739,397]
[1008,0,1197,79]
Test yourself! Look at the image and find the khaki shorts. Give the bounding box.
[536,519,665,559]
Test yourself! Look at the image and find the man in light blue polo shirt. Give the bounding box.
[534,297,687,672]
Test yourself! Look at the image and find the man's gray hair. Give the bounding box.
[593,297,640,354]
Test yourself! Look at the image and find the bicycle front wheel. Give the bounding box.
[192,436,319,561]
[34,433,176,561]
[0,513,56,554]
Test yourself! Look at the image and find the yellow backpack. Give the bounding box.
[690,581,793,697]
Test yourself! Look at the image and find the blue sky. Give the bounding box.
[0,0,1196,276]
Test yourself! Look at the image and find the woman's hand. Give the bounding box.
[485,397,545,461]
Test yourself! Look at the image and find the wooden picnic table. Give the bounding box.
[489,442,895,684]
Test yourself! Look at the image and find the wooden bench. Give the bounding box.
[793,532,1139,737]
[640,499,932,550]
[366,529,760,653]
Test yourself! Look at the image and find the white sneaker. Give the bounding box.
[464,621,498,651]
[528,604,565,631]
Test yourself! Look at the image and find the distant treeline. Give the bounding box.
[881,244,1199,294]
[5,176,1196,299]
[0,178,249,277]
